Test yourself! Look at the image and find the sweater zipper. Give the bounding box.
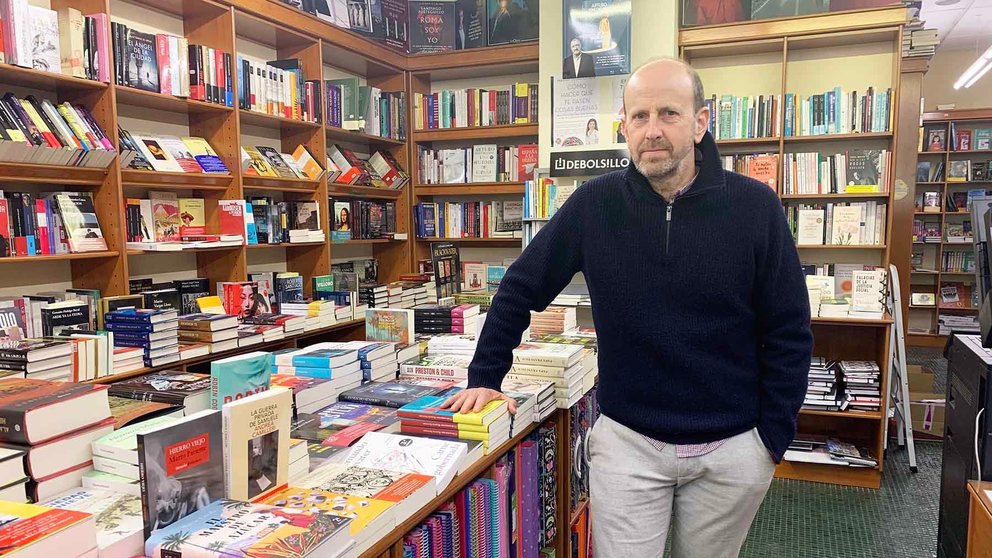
[665,203,673,256]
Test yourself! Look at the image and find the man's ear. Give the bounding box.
[694,106,710,143]
[619,113,626,137]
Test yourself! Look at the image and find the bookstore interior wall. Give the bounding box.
[922,46,992,111]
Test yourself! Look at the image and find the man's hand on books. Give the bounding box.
[440,388,517,415]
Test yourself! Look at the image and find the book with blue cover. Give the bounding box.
[103,308,178,324]
[143,498,352,557]
[290,348,358,368]
[339,381,443,408]
[209,351,271,410]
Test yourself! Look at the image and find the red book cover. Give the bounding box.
[0,198,10,257]
[400,424,460,438]
[217,200,246,241]
[322,421,386,447]
[215,49,224,107]
[0,501,92,552]
[518,144,539,182]
[34,199,50,255]
[156,34,171,95]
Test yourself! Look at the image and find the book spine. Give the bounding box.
[0,406,28,444]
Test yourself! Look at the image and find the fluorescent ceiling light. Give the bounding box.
[954,44,992,89]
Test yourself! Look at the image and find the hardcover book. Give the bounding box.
[221,388,292,501]
[149,190,181,242]
[339,381,443,408]
[136,409,225,538]
[126,29,159,92]
[0,379,109,444]
[108,371,211,411]
[174,279,210,315]
[143,499,351,558]
[43,488,144,558]
[344,431,466,491]
[40,300,90,336]
[0,501,95,556]
[210,351,271,410]
[365,307,414,344]
[178,198,206,236]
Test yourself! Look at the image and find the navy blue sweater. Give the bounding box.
[467,131,813,462]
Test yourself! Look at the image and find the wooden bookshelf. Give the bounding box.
[681,8,905,489]
[115,86,235,114]
[415,182,527,196]
[0,162,109,186]
[412,124,540,142]
[119,170,235,190]
[0,251,121,264]
[907,108,992,341]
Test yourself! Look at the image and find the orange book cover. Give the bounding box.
[747,155,778,190]
[0,501,94,552]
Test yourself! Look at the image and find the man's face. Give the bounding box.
[570,39,581,56]
[621,63,708,182]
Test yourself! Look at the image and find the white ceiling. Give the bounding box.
[919,0,992,50]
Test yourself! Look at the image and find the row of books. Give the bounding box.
[328,145,409,189]
[946,159,991,182]
[412,84,539,131]
[0,191,106,257]
[119,131,229,173]
[789,202,888,246]
[803,359,881,414]
[941,251,976,273]
[523,178,578,221]
[719,153,778,190]
[939,313,979,335]
[414,201,523,240]
[461,261,510,294]
[804,268,887,320]
[326,78,406,140]
[242,144,324,180]
[330,198,400,242]
[359,281,431,311]
[0,92,115,167]
[236,55,318,123]
[112,23,233,106]
[784,87,893,137]
[417,143,538,185]
[911,219,972,244]
[706,94,780,140]
[0,3,110,82]
[781,150,891,195]
[922,125,992,152]
[785,435,878,468]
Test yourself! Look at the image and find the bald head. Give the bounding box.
[623,58,705,114]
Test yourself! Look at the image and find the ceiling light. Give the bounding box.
[935,0,959,5]
[954,44,992,89]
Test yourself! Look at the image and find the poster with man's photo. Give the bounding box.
[562,0,631,79]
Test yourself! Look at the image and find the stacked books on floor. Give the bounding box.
[398,390,511,454]
[785,435,878,468]
[839,360,882,413]
[529,306,577,337]
[104,308,179,368]
[177,313,239,356]
[804,357,841,412]
[0,379,113,503]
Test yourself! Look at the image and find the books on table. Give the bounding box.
[0,500,96,557]
[343,431,467,493]
[221,387,292,501]
[43,487,144,558]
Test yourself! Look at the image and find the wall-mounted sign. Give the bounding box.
[550,149,630,177]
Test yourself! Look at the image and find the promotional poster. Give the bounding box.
[562,0,631,79]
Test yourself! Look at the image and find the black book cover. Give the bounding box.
[86,15,98,81]
[487,0,537,45]
[83,16,92,80]
[142,289,181,311]
[174,278,210,315]
[40,303,91,337]
[383,0,410,53]
[456,0,486,49]
[409,0,457,54]
[339,381,442,408]
[126,29,159,92]
[274,275,305,308]
[130,278,154,294]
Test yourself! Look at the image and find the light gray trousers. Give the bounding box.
[589,414,776,558]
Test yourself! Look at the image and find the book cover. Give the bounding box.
[333,200,353,242]
[512,342,584,367]
[56,7,85,78]
[948,160,970,182]
[43,488,143,558]
[51,192,107,252]
[366,308,415,344]
[830,205,862,245]
[486,264,506,292]
[126,29,159,92]
[339,381,443,408]
[260,485,395,536]
[222,281,270,320]
[143,498,351,558]
[431,241,462,299]
[221,388,292,501]
[243,147,278,177]
[0,501,94,555]
[40,300,90,336]
[487,0,538,45]
[313,402,400,446]
[149,190,180,242]
[136,409,224,538]
[382,0,410,52]
[177,198,206,237]
[181,137,230,173]
[175,278,210,315]
[210,351,271,410]
[409,0,457,54]
[976,129,992,151]
[108,395,180,429]
[156,136,203,173]
[746,154,777,190]
[292,144,325,180]
[108,371,211,407]
[846,150,881,189]
[0,378,109,444]
[256,145,299,179]
[131,135,184,173]
[399,354,472,380]
[28,6,60,72]
[344,431,466,491]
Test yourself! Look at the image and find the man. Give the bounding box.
[563,38,596,79]
[441,58,812,557]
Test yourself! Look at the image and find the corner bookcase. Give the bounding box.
[908,108,992,344]
[681,6,908,488]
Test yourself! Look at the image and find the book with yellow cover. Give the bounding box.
[292,144,325,180]
[221,388,292,501]
[0,500,96,556]
[242,146,278,177]
[178,198,205,237]
[181,136,230,174]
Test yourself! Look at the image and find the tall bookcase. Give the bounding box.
[681,6,908,488]
[908,108,992,344]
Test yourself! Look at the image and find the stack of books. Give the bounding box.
[237,322,283,345]
[302,401,402,447]
[42,487,145,557]
[529,306,577,337]
[0,379,113,502]
[0,340,74,382]
[528,331,597,352]
[426,335,478,358]
[339,381,444,408]
[397,391,511,454]
[839,360,882,412]
[241,313,306,336]
[107,371,211,415]
[803,358,841,412]
[340,341,400,383]
[89,415,177,488]
[785,435,878,468]
[288,438,309,483]
[400,354,473,382]
[343,431,468,492]
[281,300,337,332]
[111,347,145,376]
[500,377,556,423]
[505,343,590,408]
[818,298,851,319]
[0,500,99,557]
[0,447,27,502]
[270,375,341,415]
[103,308,180,367]
[177,313,239,356]
[270,344,363,390]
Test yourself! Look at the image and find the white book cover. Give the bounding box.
[222,388,292,501]
[830,205,863,245]
[804,275,835,302]
[28,5,60,72]
[91,415,177,464]
[443,149,467,184]
[43,488,144,558]
[512,342,585,367]
[131,135,183,172]
[471,144,498,183]
[796,209,825,245]
[851,269,886,315]
[343,431,466,492]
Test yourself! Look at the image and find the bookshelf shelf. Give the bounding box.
[332,239,399,245]
[715,137,781,146]
[127,246,242,255]
[120,170,234,190]
[325,125,405,147]
[810,315,893,327]
[0,251,120,264]
[0,162,108,186]
[775,459,880,489]
[784,132,893,143]
[238,110,321,131]
[940,271,974,276]
[416,237,521,246]
[246,242,326,249]
[799,409,883,420]
[797,245,887,250]
[412,124,540,142]
[911,270,940,275]
[415,182,527,196]
[0,63,107,91]
[948,149,992,155]
[781,193,889,200]
[407,43,539,80]
[917,182,946,185]
[909,305,938,310]
[242,176,320,191]
[114,86,234,114]
[327,183,405,199]
[938,307,979,313]
[919,151,949,155]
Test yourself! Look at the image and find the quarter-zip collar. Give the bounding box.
[625,129,726,205]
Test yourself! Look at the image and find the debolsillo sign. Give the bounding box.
[550,149,630,177]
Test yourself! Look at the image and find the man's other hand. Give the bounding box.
[439,387,517,415]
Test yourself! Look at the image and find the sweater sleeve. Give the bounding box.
[467,190,586,391]
[754,197,814,463]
